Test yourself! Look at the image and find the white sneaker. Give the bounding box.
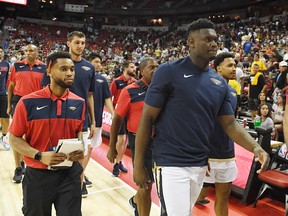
[1,135,10,151]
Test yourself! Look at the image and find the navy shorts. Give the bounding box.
[0,95,9,118]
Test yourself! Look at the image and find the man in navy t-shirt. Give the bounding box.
[85,52,114,187]
[196,52,238,216]
[0,46,10,150]
[133,18,270,216]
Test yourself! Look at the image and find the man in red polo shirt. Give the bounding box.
[107,57,158,216]
[109,61,136,177]
[9,51,85,216]
[7,44,46,183]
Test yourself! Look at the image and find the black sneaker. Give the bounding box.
[196,199,210,205]
[112,163,120,177]
[82,182,88,198]
[129,196,139,216]
[119,161,128,173]
[12,167,22,183]
[84,175,92,188]
[20,161,26,175]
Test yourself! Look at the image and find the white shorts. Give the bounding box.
[82,131,91,156]
[204,161,238,183]
[83,128,103,156]
[90,127,102,148]
[155,166,206,216]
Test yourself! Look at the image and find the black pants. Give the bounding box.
[127,131,154,181]
[11,94,22,117]
[22,162,83,216]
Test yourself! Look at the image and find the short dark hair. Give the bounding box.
[67,31,85,41]
[214,52,235,70]
[86,52,102,62]
[139,57,154,71]
[122,61,132,69]
[187,18,215,38]
[46,52,72,67]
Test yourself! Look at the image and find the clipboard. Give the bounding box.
[49,139,83,169]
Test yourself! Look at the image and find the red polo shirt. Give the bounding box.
[10,59,46,96]
[9,86,85,169]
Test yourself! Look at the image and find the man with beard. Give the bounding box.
[41,31,96,197]
[109,61,136,177]
[133,18,270,215]
[7,44,46,184]
[9,52,85,216]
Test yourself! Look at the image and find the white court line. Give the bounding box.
[88,185,126,195]
[89,159,160,210]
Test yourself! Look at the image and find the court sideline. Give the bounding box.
[0,136,285,215]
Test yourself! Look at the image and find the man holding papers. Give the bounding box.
[9,52,85,216]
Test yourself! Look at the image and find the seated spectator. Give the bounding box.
[254,103,274,134]
[272,93,285,141]
[258,91,272,111]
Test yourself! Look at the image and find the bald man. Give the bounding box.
[7,44,47,184]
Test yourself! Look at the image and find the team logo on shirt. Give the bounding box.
[230,92,237,97]
[69,106,77,111]
[210,78,222,86]
[82,66,91,71]
[119,83,124,86]
[19,65,25,68]
[96,79,104,83]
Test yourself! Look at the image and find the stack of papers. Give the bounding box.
[50,139,83,169]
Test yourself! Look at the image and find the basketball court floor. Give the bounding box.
[0,136,285,216]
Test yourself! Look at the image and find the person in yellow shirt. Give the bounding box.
[155,47,161,58]
[250,53,267,75]
[229,79,241,117]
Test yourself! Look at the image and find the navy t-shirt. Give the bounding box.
[0,60,10,95]
[145,56,233,167]
[41,58,95,131]
[208,85,237,159]
[93,72,111,127]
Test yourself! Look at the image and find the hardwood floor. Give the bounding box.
[0,148,160,216]
[0,135,285,216]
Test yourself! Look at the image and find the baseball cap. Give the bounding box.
[279,61,288,67]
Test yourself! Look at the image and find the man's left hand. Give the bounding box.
[254,146,270,173]
[88,124,97,139]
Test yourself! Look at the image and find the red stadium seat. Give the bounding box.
[253,144,288,215]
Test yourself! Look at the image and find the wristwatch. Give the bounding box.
[34,151,42,161]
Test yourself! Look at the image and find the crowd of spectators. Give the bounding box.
[1,11,288,141]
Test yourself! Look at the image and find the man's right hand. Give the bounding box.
[7,105,12,116]
[133,165,150,190]
[107,146,118,163]
[40,151,67,166]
